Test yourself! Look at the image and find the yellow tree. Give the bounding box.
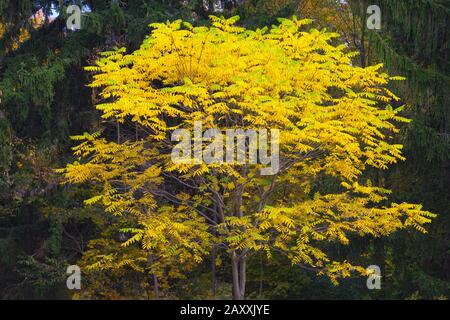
[59,16,435,299]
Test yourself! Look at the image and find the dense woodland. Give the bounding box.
[0,0,448,300]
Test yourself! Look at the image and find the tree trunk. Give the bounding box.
[147,253,160,300]
[231,251,246,300]
[258,253,264,298]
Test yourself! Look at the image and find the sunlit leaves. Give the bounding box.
[60,15,435,285]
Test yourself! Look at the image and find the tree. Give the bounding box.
[59,15,435,300]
